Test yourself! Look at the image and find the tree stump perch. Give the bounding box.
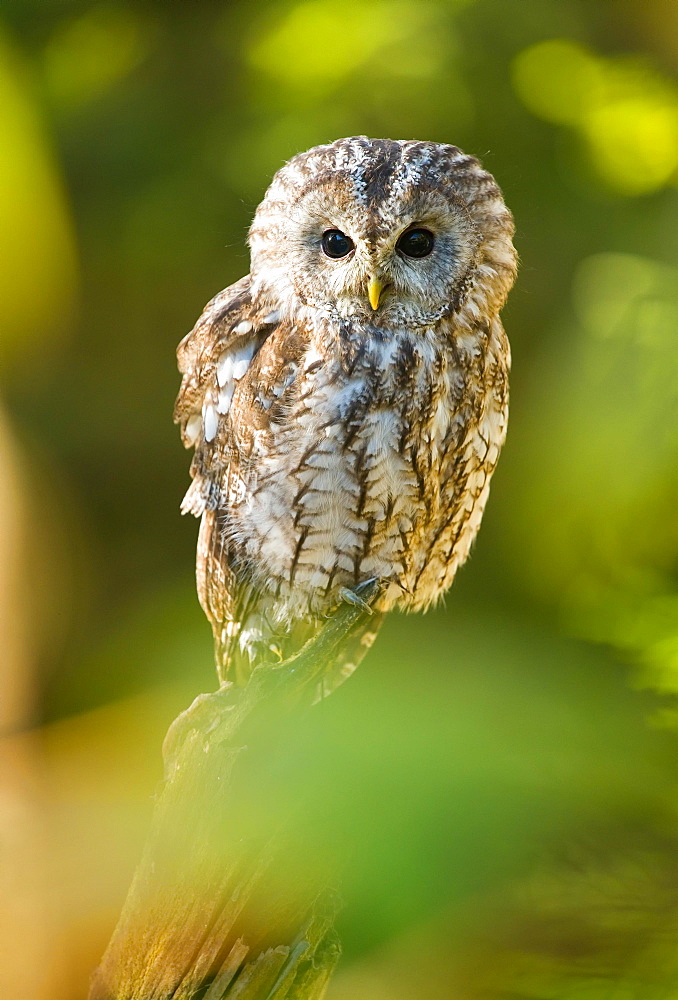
[88,586,380,1000]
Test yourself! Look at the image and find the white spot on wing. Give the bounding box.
[203,399,218,442]
[232,358,250,380]
[217,353,234,387]
[234,320,252,335]
[185,413,202,446]
[217,342,257,411]
[217,383,235,414]
[233,342,256,378]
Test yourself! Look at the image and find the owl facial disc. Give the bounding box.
[248,135,516,329]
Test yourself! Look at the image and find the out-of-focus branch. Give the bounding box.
[88,586,380,1000]
[0,406,53,1000]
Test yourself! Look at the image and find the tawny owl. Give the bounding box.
[175,136,517,693]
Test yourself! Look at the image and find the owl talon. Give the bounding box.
[338,581,377,615]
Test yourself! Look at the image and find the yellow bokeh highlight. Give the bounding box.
[248,0,444,93]
[583,97,678,195]
[512,39,603,125]
[0,30,78,356]
[512,39,678,195]
[43,4,150,109]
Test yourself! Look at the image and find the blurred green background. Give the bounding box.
[1,0,678,997]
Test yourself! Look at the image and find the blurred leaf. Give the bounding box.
[504,251,678,713]
[513,39,678,194]
[248,0,450,96]
[0,27,78,358]
[42,4,152,110]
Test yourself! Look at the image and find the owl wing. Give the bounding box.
[175,275,286,681]
[176,277,383,690]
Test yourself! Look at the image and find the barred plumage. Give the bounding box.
[175,137,517,691]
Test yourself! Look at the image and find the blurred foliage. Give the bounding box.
[43,5,152,111]
[513,39,678,195]
[0,29,77,357]
[0,0,677,997]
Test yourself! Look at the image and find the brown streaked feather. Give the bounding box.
[176,276,287,682]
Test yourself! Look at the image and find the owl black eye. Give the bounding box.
[396,228,435,259]
[321,229,354,259]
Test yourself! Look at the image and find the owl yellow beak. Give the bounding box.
[368,276,384,311]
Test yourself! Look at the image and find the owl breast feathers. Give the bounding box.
[175,136,517,691]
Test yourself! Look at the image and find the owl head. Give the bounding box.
[248,136,517,330]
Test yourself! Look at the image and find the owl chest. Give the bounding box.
[233,351,458,615]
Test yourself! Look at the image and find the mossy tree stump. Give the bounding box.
[89,589,379,1000]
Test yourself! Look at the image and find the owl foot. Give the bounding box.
[338,578,378,615]
[163,581,385,774]
[255,578,383,699]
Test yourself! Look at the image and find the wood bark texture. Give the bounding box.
[88,591,378,1000]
